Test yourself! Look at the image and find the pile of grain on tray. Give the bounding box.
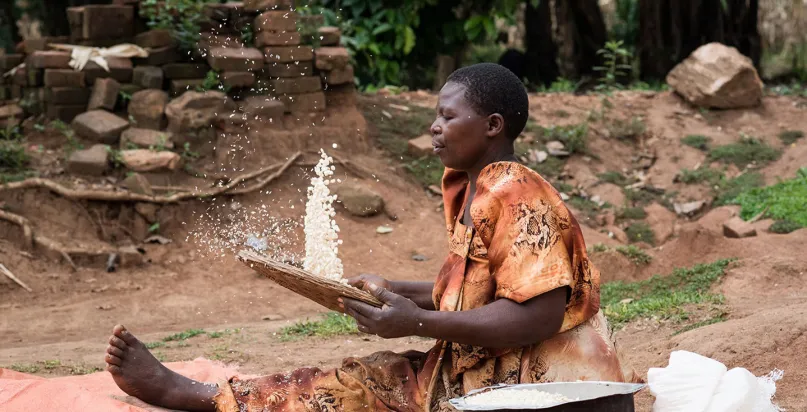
[302,149,346,283]
[464,389,572,408]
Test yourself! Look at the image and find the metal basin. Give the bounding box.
[449,381,646,412]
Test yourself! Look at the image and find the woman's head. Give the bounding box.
[430,63,529,171]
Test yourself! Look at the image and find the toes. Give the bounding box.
[109,336,128,350]
[105,353,123,366]
[107,346,124,358]
[114,325,139,346]
[106,364,122,375]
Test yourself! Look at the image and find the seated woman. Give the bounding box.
[103,63,639,412]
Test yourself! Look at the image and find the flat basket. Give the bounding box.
[237,249,383,312]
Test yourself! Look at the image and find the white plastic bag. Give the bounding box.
[649,351,727,412]
[705,367,759,412]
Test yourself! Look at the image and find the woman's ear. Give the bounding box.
[487,113,505,138]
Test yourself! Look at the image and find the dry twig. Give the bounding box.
[0,264,32,292]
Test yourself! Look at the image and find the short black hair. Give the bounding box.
[446,63,529,140]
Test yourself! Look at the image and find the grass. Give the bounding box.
[769,220,803,234]
[672,314,727,336]
[778,130,804,145]
[681,134,711,151]
[625,222,655,245]
[607,116,646,140]
[598,171,630,186]
[7,360,102,376]
[537,123,589,154]
[602,259,734,328]
[279,312,358,341]
[537,78,576,93]
[614,245,653,265]
[678,167,724,185]
[734,169,807,227]
[708,135,781,168]
[161,329,206,342]
[623,187,659,206]
[617,206,647,221]
[713,172,765,206]
[528,156,566,179]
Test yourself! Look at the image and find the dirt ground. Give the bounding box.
[1,90,806,411]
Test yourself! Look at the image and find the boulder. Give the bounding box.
[723,216,757,238]
[122,172,153,195]
[333,183,385,217]
[87,78,120,111]
[67,144,110,176]
[71,110,129,144]
[674,200,706,217]
[666,42,763,109]
[128,89,169,130]
[120,150,181,172]
[165,90,231,132]
[120,128,174,150]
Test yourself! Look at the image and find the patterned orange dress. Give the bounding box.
[214,162,638,412]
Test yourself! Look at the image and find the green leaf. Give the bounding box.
[148,223,160,233]
[403,26,416,54]
[372,23,393,35]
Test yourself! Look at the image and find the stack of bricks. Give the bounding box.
[314,27,357,107]
[0,54,24,102]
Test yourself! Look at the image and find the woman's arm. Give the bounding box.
[390,281,435,311]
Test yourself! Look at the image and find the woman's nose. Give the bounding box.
[430,122,442,135]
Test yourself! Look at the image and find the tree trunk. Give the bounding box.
[638,0,761,80]
[524,0,559,87]
[552,0,607,80]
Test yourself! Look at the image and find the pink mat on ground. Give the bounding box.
[0,358,252,411]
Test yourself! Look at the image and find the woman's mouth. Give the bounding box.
[432,140,445,154]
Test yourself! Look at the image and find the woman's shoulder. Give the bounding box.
[476,161,561,206]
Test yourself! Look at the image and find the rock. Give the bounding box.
[207,47,265,72]
[254,31,301,47]
[546,140,570,157]
[674,200,706,217]
[666,42,763,109]
[120,149,181,172]
[589,183,626,208]
[321,65,354,86]
[72,110,129,144]
[428,185,442,195]
[67,144,110,176]
[135,203,159,223]
[262,314,284,321]
[697,205,740,234]
[254,10,297,32]
[264,61,313,78]
[165,90,230,132]
[240,96,285,120]
[45,87,91,105]
[122,172,153,195]
[43,69,86,87]
[270,76,321,95]
[314,47,350,71]
[87,78,121,111]
[279,91,325,113]
[263,46,314,63]
[121,128,174,150]
[376,226,393,234]
[144,235,171,245]
[644,203,677,244]
[26,51,71,69]
[169,79,205,97]
[528,149,548,164]
[132,66,164,89]
[134,29,175,49]
[408,134,433,157]
[333,182,385,217]
[128,89,169,130]
[318,26,341,46]
[162,63,209,80]
[412,254,429,262]
[723,216,757,238]
[220,71,256,88]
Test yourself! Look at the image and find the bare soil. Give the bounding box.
[1,91,806,411]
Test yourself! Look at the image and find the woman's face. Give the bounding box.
[430,82,491,171]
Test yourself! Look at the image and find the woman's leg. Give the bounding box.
[105,325,217,412]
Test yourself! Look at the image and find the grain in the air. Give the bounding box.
[302,150,345,283]
[464,389,572,407]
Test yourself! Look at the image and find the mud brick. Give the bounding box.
[263,45,313,63]
[67,7,84,39]
[134,29,175,49]
[271,76,321,95]
[76,37,135,48]
[46,87,92,105]
[163,63,210,80]
[83,58,134,84]
[170,79,205,97]
[121,128,174,150]
[321,65,354,85]
[264,61,313,78]
[221,72,256,88]
[244,0,291,12]
[17,37,70,54]
[0,54,24,70]
[132,66,164,89]
[72,110,130,144]
[241,95,285,118]
[88,78,121,111]
[315,47,350,71]
[318,26,341,46]
[46,104,86,122]
[207,47,265,72]
[26,68,44,87]
[27,51,71,69]
[81,5,135,40]
[135,45,179,66]
[67,144,110,176]
[255,31,301,47]
[254,10,297,32]
[324,83,357,107]
[44,69,86,88]
[279,91,325,113]
[196,33,245,55]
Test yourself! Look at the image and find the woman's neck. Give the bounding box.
[467,145,517,187]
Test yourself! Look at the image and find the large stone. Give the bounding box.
[67,144,110,176]
[220,71,256,88]
[134,29,175,49]
[318,26,341,46]
[244,0,292,12]
[264,61,313,78]
[88,78,121,111]
[120,150,181,172]
[255,31,301,47]
[408,134,433,157]
[254,10,297,32]
[279,91,325,113]
[72,110,129,144]
[271,76,321,95]
[263,46,314,63]
[321,65,354,86]
[133,66,164,89]
[122,172,153,196]
[666,42,763,109]
[241,96,285,120]
[723,216,757,238]
[43,69,85,87]
[120,128,174,150]
[165,90,231,132]
[333,183,385,217]
[128,89,169,130]
[207,47,265,72]
[45,87,91,105]
[27,51,71,69]
[163,63,210,79]
[314,47,349,71]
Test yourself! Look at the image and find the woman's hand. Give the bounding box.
[341,284,422,339]
[346,273,392,293]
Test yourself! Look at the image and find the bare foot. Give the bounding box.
[105,325,217,412]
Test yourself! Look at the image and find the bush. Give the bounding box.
[0,141,29,172]
[625,222,655,245]
[681,134,711,150]
[598,171,630,186]
[608,116,646,140]
[712,172,765,206]
[678,168,723,185]
[734,169,807,227]
[618,207,647,220]
[769,220,802,234]
[708,136,781,168]
[778,130,804,145]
